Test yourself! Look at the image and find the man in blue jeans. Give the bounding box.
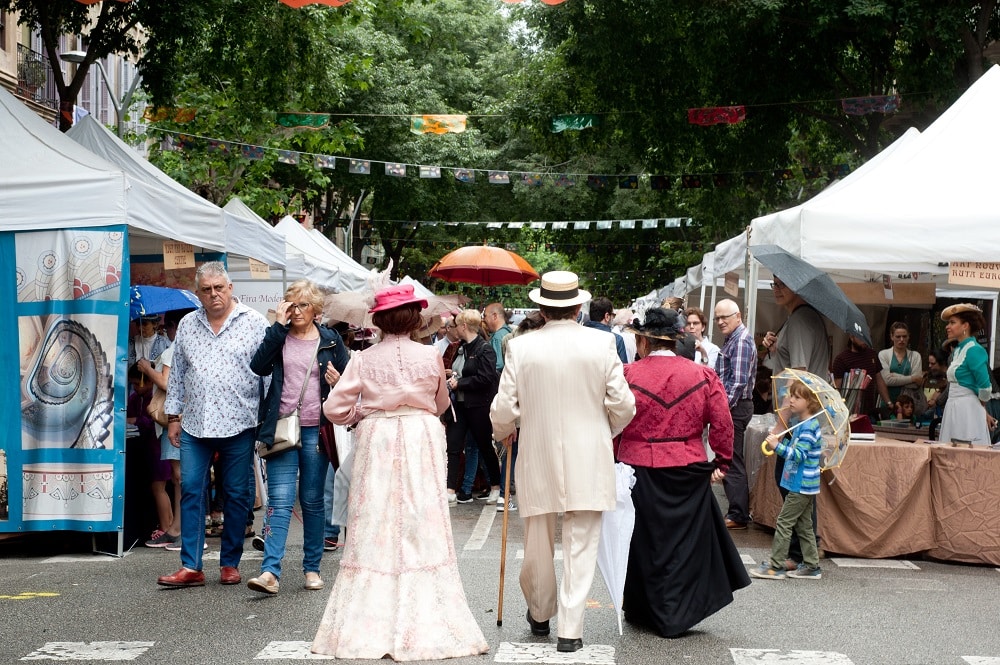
[158,262,268,588]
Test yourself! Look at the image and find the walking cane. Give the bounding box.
[496,433,514,627]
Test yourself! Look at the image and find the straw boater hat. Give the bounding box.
[528,270,591,307]
[940,303,982,321]
[625,307,686,341]
[368,284,428,313]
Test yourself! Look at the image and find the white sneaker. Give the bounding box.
[486,489,500,503]
[447,493,457,507]
[497,497,516,512]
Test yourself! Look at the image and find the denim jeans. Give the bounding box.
[261,426,327,579]
[179,428,255,571]
[460,433,480,495]
[323,463,341,540]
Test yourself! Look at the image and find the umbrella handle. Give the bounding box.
[761,412,822,457]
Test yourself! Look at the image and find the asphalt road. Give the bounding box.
[1,488,999,665]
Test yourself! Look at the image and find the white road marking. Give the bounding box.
[830,558,919,569]
[40,554,131,564]
[963,658,1000,664]
[495,641,615,664]
[255,641,332,659]
[21,642,154,661]
[740,553,756,565]
[731,649,855,664]
[464,505,498,550]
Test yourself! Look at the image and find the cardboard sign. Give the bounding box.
[724,271,739,297]
[948,262,1000,289]
[248,258,271,280]
[162,241,195,270]
[882,274,894,300]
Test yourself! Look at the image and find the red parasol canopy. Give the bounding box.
[428,245,539,286]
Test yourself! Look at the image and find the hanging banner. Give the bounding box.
[386,162,406,177]
[410,115,467,135]
[315,155,336,169]
[349,159,371,174]
[488,171,510,184]
[419,166,441,178]
[687,106,746,125]
[276,150,300,165]
[842,94,900,116]
[276,112,330,129]
[948,262,1000,289]
[725,271,740,297]
[163,241,195,270]
[142,107,196,123]
[550,114,600,132]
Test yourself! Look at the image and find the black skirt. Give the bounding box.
[623,461,751,638]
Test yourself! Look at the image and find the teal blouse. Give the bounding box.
[947,336,993,401]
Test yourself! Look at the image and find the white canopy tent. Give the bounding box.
[274,216,370,293]
[0,85,225,254]
[66,116,285,269]
[308,228,373,291]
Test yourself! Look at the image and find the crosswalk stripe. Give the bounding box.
[731,648,855,664]
[963,658,1000,664]
[254,641,332,660]
[495,641,615,664]
[203,550,263,561]
[21,642,154,661]
[829,558,919,569]
[463,505,498,550]
[41,554,131,564]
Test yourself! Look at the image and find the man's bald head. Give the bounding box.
[714,299,743,335]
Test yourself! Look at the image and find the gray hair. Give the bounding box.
[195,261,231,287]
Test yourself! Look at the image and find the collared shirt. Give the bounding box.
[491,324,513,370]
[165,302,268,438]
[716,322,757,406]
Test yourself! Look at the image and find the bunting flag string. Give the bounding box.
[151,127,852,189]
[842,94,901,115]
[688,106,746,126]
[366,217,690,229]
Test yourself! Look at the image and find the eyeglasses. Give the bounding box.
[714,313,738,322]
[772,280,787,290]
[288,302,312,311]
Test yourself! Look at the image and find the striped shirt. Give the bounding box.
[716,322,757,406]
[776,417,823,495]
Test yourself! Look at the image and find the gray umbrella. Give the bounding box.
[752,244,873,347]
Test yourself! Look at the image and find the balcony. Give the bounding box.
[16,43,58,110]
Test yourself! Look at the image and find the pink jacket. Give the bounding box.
[617,355,734,472]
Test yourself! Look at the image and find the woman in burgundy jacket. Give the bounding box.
[617,307,750,638]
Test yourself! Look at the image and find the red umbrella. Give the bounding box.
[429,245,539,286]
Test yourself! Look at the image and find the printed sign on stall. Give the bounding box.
[724,271,739,297]
[248,258,271,280]
[162,241,195,270]
[948,262,1000,289]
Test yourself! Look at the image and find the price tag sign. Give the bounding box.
[162,241,195,270]
[948,262,1000,288]
[724,271,739,297]
[248,258,271,280]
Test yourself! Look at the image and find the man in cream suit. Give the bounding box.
[491,271,635,653]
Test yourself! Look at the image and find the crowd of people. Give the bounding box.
[130,260,996,661]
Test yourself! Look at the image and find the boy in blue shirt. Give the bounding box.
[752,379,824,580]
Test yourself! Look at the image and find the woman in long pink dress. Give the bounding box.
[311,285,488,661]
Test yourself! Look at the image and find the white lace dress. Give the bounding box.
[312,335,488,661]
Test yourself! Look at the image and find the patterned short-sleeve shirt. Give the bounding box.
[164,302,268,438]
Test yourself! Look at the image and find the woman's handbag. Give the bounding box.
[147,388,169,427]
[257,338,320,459]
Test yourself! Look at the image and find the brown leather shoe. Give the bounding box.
[220,566,241,585]
[157,568,205,587]
[725,519,748,530]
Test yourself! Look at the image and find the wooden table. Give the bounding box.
[749,436,1000,565]
[872,424,930,442]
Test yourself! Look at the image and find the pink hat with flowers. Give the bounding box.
[368,284,429,313]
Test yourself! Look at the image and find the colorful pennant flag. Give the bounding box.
[829,164,852,178]
[552,222,568,230]
[315,155,336,169]
[773,168,794,181]
[620,220,635,229]
[508,222,524,229]
[574,221,591,230]
[277,150,299,164]
[802,166,823,179]
[841,94,900,116]
[280,0,352,7]
[530,222,546,229]
[242,145,265,161]
[554,174,575,188]
[349,159,370,174]
[385,162,406,177]
[681,174,703,188]
[650,175,672,191]
[488,171,510,184]
[687,106,746,126]
[276,113,330,129]
[712,174,733,188]
[207,140,231,154]
[142,107,196,123]
[454,168,475,183]
[409,114,467,135]
[586,175,610,191]
[550,114,600,133]
[419,166,441,178]
[522,174,543,187]
[618,175,638,190]
[642,219,659,229]
[596,221,613,230]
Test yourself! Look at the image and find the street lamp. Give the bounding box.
[60,50,141,138]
